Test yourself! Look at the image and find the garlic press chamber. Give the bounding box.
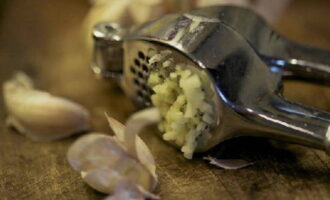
[92,5,330,154]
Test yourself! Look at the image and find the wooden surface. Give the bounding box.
[0,0,330,199]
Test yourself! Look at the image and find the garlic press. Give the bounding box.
[91,5,330,154]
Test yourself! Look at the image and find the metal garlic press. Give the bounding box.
[91,5,330,154]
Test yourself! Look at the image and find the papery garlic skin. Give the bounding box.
[204,156,253,170]
[106,112,159,179]
[3,72,90,141]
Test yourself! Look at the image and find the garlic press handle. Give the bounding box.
[209,21,330,155]
[197,5,330,83]
[254,94,330,155]
[264,42,330,84]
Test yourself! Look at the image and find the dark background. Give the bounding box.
[0,0,329,199]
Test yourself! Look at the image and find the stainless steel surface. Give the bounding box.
[122,41,155,107]
[189,6,330,84]
[122,40,221,152]
[92,6,330,154]
[92,22,125,79]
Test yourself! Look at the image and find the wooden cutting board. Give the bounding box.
[0,0,329,199]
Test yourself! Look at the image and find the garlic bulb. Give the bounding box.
[3,72,90,141]
[67,108,160,199]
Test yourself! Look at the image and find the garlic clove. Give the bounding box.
[3,72,90,141]
[135,0,162,6]
[67,133,156,193]
[104,178,159,200]
[81,168,123,194]
[84,0,131,32]
[67,108,161,198]
[67,133,126,172]
[128,2,153,24]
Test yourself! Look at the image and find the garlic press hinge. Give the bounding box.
[92,22,126,79]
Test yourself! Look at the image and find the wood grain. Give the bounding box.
[0,0,329,200]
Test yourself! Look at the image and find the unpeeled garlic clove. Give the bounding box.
[3,72,91,141]
[104,178,158,200]
[67,108,161,199]
[67,133,156,196]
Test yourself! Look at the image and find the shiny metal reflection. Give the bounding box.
[92,5,330,154]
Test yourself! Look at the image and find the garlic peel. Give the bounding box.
[105,113,126,141]
[106,108,160,179]
[3,72,90,141]
[123,108,161,157]
[204,156,253,170]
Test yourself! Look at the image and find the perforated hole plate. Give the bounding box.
[122,40,218,110]
[128,50,152,106]
[123,41,161,107]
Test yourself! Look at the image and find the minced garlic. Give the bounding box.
[148,50,215,159]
